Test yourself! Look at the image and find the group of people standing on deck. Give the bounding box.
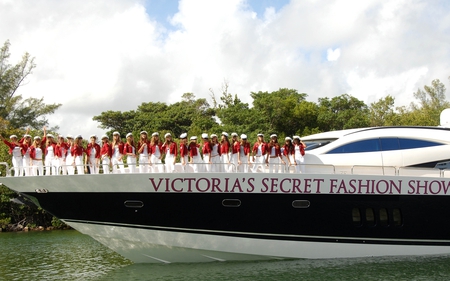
[1,128,306,176]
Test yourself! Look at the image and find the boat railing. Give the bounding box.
[397,166,443,177]
[351,165,397,176]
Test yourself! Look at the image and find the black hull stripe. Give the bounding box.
[65,219,450,247]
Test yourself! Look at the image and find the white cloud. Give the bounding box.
[0,0,449,137]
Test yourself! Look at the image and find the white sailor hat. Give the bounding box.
[101,135,109,140]
[240,134,247,139]
[293,135,301,140]
[152,132,159,137]
[24,134,32,138]
[66,134,73,139]
[34,136,41,140]
[112,131,120,136]
[126,133,133,138]
[201,133,209,139]
[164,133,172,138]
[140,131,148,135]
[190,136,197,140]
[58,135,64,139]
[231,132,238,137]
[9,135,17,139]
[75,135,83,139]
[211,134,218,138]
[180,133,187,139]
[90,134,97,139]
[47,134,54,138]
[257,133,264,137]
[285,137,292,141]
[270,134,277,138]
[221,132,228,137]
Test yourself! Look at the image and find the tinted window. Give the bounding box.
[398,138,443,149]
[327,139,380,154]
[380,138,399,151]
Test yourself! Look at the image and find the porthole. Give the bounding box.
[222,199,241,207]
[393,208,402,227]
[365,208,375,226]
[292,200,310,208]
[124,200,144,208]
[379,208,389,227]
[352,208,362,226]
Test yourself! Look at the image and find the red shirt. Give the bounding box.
[188,143,200,157]
[101,143,112,158]
[55,142,69,158]
[252,142,267,155]
[202,142,212,154]
[267,143,281,157]
[283,144,294,156]
[220,142,230,154]
[123,142,136,155]
[149,143,162,155]
[240,142,251,156]
[232,141,240,154]
[2,140,22,155]
[162,142,177,155]
[71,144,85,157]
[137,141,150,154]
[86,143,101,158]
[180,143,188,157]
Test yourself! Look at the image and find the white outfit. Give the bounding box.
[139,145,149,173]
[22,147,31,176]
[151,146,162,172]
[101,155,110,174]
[11,146,23,177]
[127,146,137,173]
[32,148,44,176]
[190,147,202,173]
[74,155,84,175]
[45,146,56,175]
[210,144,221,172]
[165,145,176,173]
[89,147,99,174]
[66,146,75,175]
[252,144,265,173]
[239,145,249,173]
[111,145,125,174]
[294,145,305,173]
[230,152,238,173]
[268,147,280,173]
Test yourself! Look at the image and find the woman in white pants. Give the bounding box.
[252,134,267,173]
[149,132,163,172]
[65,135,75,175]
[137,131,150,173]
[238,134,250,173]
[55,135,68,175]
[21,134,33,176]
[124,133,137,173]
[0,134,23,177]
[201,133,211,172]
[210,134,221,172]
[229,133,239,172]
[293,136,306,173]
[85,135,101,174]
[188,136,202,173]
[100,135,112,174]
[72,135,85,174]
[266,134,285,173]
[162,133,177,173]
[179,133,188,172]
[44,134,57,175]
[30,136,44,176]
[111,132,125,174]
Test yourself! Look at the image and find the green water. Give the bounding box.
[1,230,450,281]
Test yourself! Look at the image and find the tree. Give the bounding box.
[0,40,61,129]
[369,95,398,126]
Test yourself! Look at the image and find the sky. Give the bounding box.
[1,0,450,138]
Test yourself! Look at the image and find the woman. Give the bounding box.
[85,135,101,174]
[137,131,150,173]
[0,134,23,177]
[201,133,211,172]
[265,134,285,173]
[65,135,75,175]
[252,133,267,173]
[123,133,137,173]
[179,133,188,172]
[100,135,112,174]
[230,133,239,172]
[71,135,85,174]
[111,131,125,174]
[149,132,163,172]
[55,135,68,175]
[210,134,221,172]
[188,136,201,173]
[44,133,57,175]
[20,133,33,176]
[162,133,177,173]
[293,136,307,173]
[238,134,251,173]
[30,136,45,176]
[283,137,295,173]
[220,132,230,172]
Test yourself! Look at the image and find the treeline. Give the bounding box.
[93,80,449,140]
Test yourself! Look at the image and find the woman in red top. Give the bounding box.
[20,132,33,176]
[179,133,188,172]
[283,137,295,173]
[266,134,285,173]
[124,133,137,173]
[85,135,101,174]
[30,135,45,176]
[149,132,163,172]
[210,134,221,172]
[0,134,23,176]
[100,135,112,174]
[111,131,125,174]
[293,136,307,173]
[162,133,177,173]
[201,133,212,172]
[55,135,68,175]
[44,130,57,175]
[188,136,201,173]
[220,132,230,172]
[252,133,267,173]
[137,131,150,173]
[71,135,85,174]
[238,134,251,173]
[230,133,239,172]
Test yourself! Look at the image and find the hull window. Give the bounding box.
[379,208,389,227]
[352,208,362,226]
[124,200,144,208]
[393,208,403,227]
[292,200,311,208]
[365,208,376,226]
[222,199,241,207]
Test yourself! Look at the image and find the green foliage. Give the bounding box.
[0,40,62,130]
